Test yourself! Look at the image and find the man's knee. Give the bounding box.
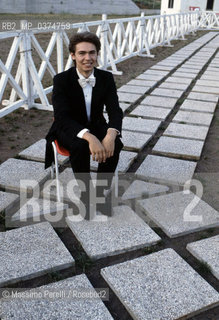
[70,138,90,156]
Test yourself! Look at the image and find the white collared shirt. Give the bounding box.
[76,68,119,139]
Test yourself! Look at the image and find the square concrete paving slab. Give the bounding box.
[118,85,149,95]
[193,85,219,95]
[0,222,74,286]
[0,191,19,213]
[188,91,218,103]
[91,150,138,173]
[19,139,68,164]
[183,60,206,68]
[141,96,177,109]
[151,88,184,98]
[121,180,169,200]
[201,74,219,81]
[171,53,187,58]
[127,79,157,88]
[118,92,141,103]
[119,102,131,112]
[0,158,50,192]
[101,248,219,320]
[122,116,161,134]
[137,74,164,81]
[184,62,206,67]
[42,168,80,203]
[180,99,216,113]
[150,65,174,71]
[160,56,181,61]
[165,76,193,85]
[159,82,189,91]
[186,56,207,61]
[136,155,197,185]
[208,61,219,66]
[0,274,113,320]
[173,110,214,126]
[176,50,193,55]
[164,123,209,141]
[122,130,152,151]
[154,61,178,67]
[158,59,183,65]
[66,205,161,260]
[178,66,201,72]
[130,105,171,120]
[143,70,169,76]
[207,67,219,72]
[187,235,219,280]
[138,191,219,238]
[11,198,68,227]
[172,71,197,79]
[203,71,219,77]
[177,67,200,74]
[153,136,204,160]
[197,79,219,88]
[185,61,206,67]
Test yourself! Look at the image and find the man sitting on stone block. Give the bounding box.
[45,31,123,219]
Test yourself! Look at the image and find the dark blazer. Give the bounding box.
[45,67,123,169]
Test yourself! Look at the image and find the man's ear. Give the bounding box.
[70,52,75,60]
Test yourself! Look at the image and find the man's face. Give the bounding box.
[71,42,98,77]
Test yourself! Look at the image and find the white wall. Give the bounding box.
[160,0,180,15]
[179,0,205,12]
[213,1,219,11]
[161,0,219,15]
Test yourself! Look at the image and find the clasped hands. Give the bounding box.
[83,129,117,163]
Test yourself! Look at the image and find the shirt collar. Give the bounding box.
[76,68,95,80]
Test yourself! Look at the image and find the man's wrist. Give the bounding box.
[77,128,89,139]
[83,131,96,143]
[107,128,118,139]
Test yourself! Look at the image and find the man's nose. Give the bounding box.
[85,53,91,60]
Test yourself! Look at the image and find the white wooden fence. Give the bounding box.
[198,11,219,29]
[0,11,204,117]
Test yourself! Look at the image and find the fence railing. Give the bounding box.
[198,11,219,29]
[0,11,200,117]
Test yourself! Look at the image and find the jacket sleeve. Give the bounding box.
[104,72,123,136]
[52,74,85,138]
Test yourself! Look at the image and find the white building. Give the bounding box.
[161,0,219,15]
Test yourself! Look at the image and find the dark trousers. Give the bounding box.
[56,123,123,218]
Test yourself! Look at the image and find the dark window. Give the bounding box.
[206,0,214,10]
[168,0,174,8]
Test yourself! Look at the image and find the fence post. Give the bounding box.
[161,13,165,45]
[101,14,108,70]
[180,14,186,40]
[161,13,172,47]
[19,20,34,109]
[139,12,144,53]
[138,12,154,57]
[57,30,64,73]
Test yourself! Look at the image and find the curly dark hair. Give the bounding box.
[68,31,101,54]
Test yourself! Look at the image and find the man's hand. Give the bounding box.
[102,129,117,159]
[83,132,106,163]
